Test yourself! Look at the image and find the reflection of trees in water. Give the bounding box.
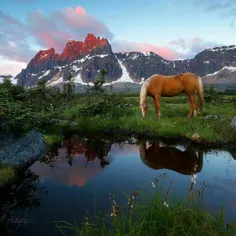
[0,169,48,235]
[138,139,203,175]
[40,136,112,169]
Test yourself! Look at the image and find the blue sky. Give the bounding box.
[1,0,236,75]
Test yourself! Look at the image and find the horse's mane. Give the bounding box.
[140,75,156,106]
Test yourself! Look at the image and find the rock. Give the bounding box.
[51,119,78,126]
[232,116,236,129]
[205,114,233,120]
[0,131,48,167]
[191,133,201,142]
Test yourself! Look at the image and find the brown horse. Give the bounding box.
[138,139,203,175]
[139,72,204,118]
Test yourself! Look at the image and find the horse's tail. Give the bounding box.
[197,76,204,116]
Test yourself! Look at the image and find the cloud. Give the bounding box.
[168,37,222,58]
[0,6,114,64]
[111,37,220,60]
[111,40,182,60]
[194,0,236,27]
[0,57,27,76]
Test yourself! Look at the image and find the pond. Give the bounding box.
[1,135,236,236]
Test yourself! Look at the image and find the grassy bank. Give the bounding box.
[1,77,236,148]
[56,177,236,236]
[56,94,236,147]
[0,164,16,188]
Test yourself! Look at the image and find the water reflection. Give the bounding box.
[138,139,203,175]
[40,136,112,169]
[2,135,236,236]
[30,136,113,187]
[0,170,48,235]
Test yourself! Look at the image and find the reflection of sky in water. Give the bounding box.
[6,142,236,236]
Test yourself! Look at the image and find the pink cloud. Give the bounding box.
[0,57,27,76]
[0,6,114,62]
[51,6,114,40]
[168,37,222,58]
[74,6,86,16]
[112,40,182,60]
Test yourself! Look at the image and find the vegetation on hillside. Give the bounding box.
[0,72,236,145]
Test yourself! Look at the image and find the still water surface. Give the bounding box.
[1,135,236,235]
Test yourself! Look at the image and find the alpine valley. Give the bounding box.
[13,33,236,92]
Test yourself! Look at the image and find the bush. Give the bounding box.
[78,94,135,118]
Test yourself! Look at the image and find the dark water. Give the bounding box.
[1,135,236,236]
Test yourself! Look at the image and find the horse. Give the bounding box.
[138,139,203,175]
[139,72,204,118]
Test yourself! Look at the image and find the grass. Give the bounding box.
[0,163,16,188]
[55,174,236,236]
[65,95,236,146]
[43,133,64,147]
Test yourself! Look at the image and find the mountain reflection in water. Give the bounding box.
[30,137,113,187]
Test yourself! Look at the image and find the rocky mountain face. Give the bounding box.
[15,33,236,89]
[16,34,122,87]
[201,66,236,90]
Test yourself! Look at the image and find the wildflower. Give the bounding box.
[163,201,169,208]
[111,205,119,217]
[82,216,89,226]
[160,172,169,180]
[193,163,198,172]
[110,193,119,217]
[132,189,139,199]
[202,181,207,190]
[128,189,138,210]
[128,197,132,205]
[198,189,201,195]
[151,178,158,187]
[190,174,197,184]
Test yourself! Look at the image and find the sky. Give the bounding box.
[1,0,236,76]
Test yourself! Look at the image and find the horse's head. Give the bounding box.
[140,103,148,117]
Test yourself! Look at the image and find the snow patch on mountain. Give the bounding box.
[142,52,151,57]
[205,66,236,76]
[208,45,236,52]
[39,70,50,79]
[47,76,63,86]
[103,59,135,86]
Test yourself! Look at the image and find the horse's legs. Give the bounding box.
[153,95,161,118]
[188,93,198,117]
[187,94,193,118]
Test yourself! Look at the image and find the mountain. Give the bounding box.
[201,66,236,90]
[16,33,122,88]
[15,33,236,90]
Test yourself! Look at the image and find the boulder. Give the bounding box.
[0,131,48,167]
[191,133,201,142]
[231,116,236,130]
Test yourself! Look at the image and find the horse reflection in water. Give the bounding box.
[41,136,112,169]
[138,139,203,175]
